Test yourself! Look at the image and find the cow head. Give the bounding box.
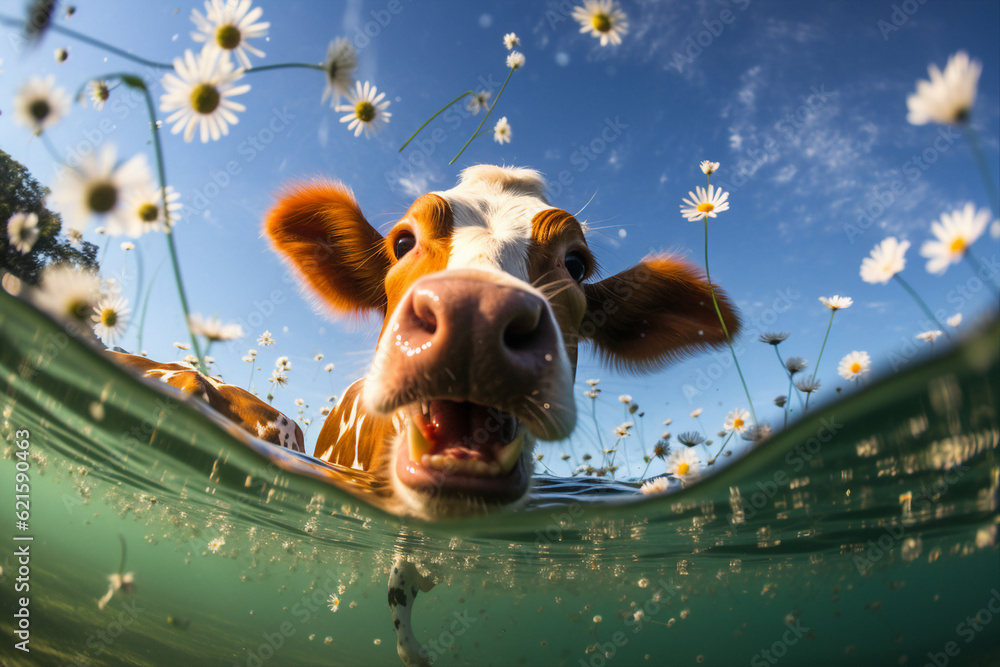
[266,166,739,517]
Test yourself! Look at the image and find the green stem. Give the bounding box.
[136,256,166,353]
[962,124,1000,220]
[811,309,836,382]
[590,397,605,461]
[138,85,204,369]
[773,346,804,410]
[964,247,1000,297]
[708,431,735,465]
[399,90,473,152]
[450,68,515,164]
[129,243,144,340]
[0,15,174,69]
[702,217,758,426]
[893,274,950,339]
[245,63,324,75]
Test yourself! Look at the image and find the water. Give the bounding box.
[1,289,998,667]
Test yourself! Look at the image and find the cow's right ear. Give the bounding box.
[265,181,391,315]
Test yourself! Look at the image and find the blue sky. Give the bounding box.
[2,0,998,476]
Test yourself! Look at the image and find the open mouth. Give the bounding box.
[396,399,528,501]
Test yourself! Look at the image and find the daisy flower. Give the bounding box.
[837,350,870,381]
[667,449,702,484]
[89,80,111,110]
[328,594,340,612]
[321,38,357,107]
[493,116,512,144]
[466,90,491,114]
[586,379,600,387]
[32,264,102,329]
[207,536,225,553]
[13,75,71,134]
[819,295,853,310]
[759,332,789,345]
[919,203,991,275]
[503,33,520,50]
[774,396,787,408]
[506,51,525,70]
[257,330,275,346]
[54,48,68,63]
[7,212,40,254]
[794,376,821,394]
[947,313,962,327]
[860,237,910,285]
[618,394,632,404]
[572,0,629,47]
[613,422,633,438]
[723,408,750,433]
[906,51,981,125]
[120,242,134,251]
[640,477,669,495]
[190,0,269,70]
[268,368,288,387]
[336,81,391,138]
[741,424,772,442]
[160,48,251,143]
[188,313,245,342]
[915,330,943,343]
[680,184,730,221]
[700,160,719,175]
[49,145,152,235]
[785,357,807,374]
[689,408,702,418]
[124,184,183,235]
[677,432,705,448]
[324,363,334,372]
[92,293,131,345]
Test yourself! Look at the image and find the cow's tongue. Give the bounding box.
[407,400,522,476]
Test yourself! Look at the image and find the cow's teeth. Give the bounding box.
[496,432,525,474]
[422,455,504,477]
[408,420,433,463]
[420,402,430,417]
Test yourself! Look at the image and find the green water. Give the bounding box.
[1,289,998,667]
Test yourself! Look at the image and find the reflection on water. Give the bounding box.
[1,290,998,666]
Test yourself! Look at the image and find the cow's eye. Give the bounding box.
[564,252,587,282]
[393,231,416,259]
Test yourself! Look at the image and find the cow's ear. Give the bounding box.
[581,256,741,373]
[265,181,390,315]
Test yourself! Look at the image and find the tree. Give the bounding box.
[1,148,99,286]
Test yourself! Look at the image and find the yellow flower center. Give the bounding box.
[87,182,118,214]
[190,83,221,115]
[100,308,118,327]
[138,203,160,223]
[697,202,715,213]
[734,418,744,430]
[677,462,690,476]
[950,237,966,254]
[29,99,51,122]
[216,24,241,50]
[355,100,376,123]
[67,298,90,322]
[850,362,862,374]
[591,12,612,33]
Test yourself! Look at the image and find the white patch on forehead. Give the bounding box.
[434,165,551,281]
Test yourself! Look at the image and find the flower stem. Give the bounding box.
[136,256,166,353]
[450,68,515,165]
[138,85,205,369]
[811,309,836,382]
[399,90,473,152]
[0,14,174,69]
[707,431,734,465]
[962,124,1000,220]
[702,218,758,426]
[892,274,950,339]
[245,63,324,75]
[964,247,1000,297]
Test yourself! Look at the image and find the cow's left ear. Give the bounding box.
[581,256,741,372]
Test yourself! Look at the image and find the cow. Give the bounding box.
[110,165,738,519]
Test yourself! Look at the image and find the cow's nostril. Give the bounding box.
[412,289,439,334]
[502,303,543,351]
